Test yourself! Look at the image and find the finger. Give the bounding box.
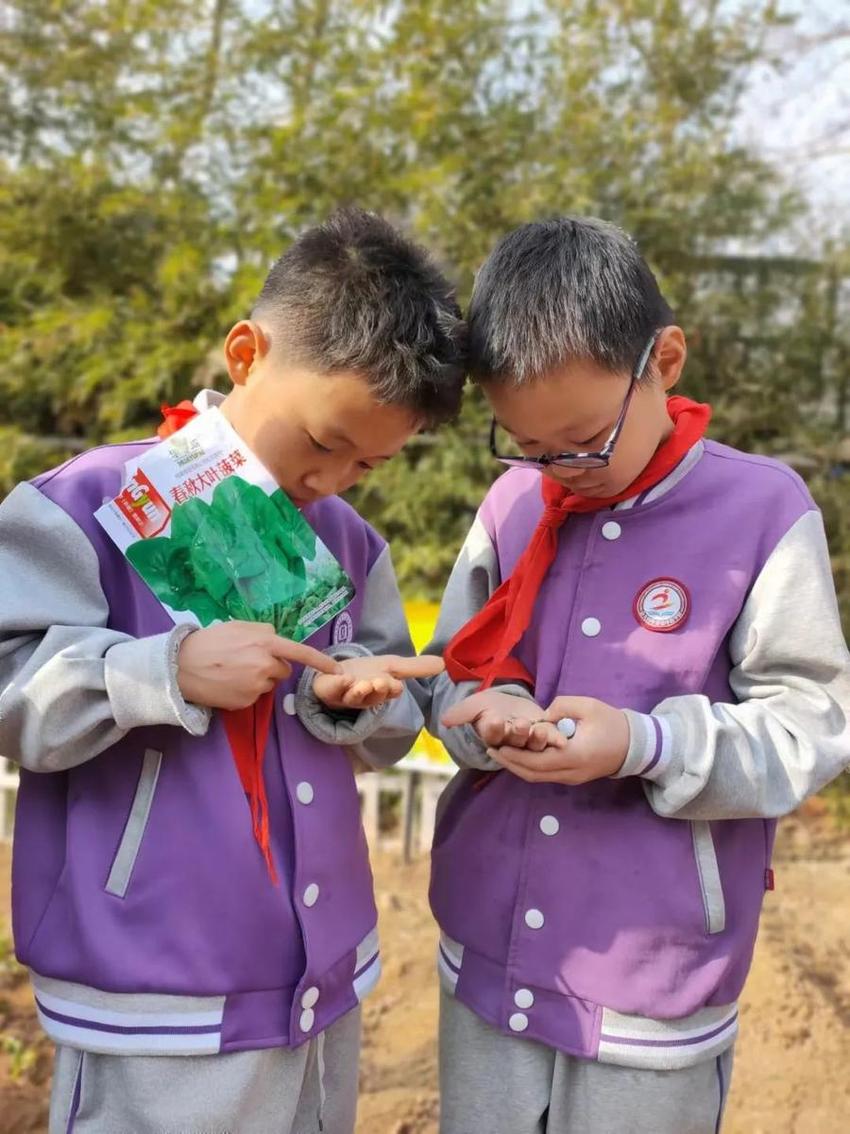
[384,654,446,680]
[544,696,594,724]
[344,679,382,704]
[442,692,492,728]
[313,674,350,697]
[504,717,532,746]
[522,723,548,752]
[524,722,553,752]
[364,684,403,706]
[269,638,342,675]
[487,746,579,783]
[341,677,402,708]
[267,657,294,683]
[341,689,373,708]
[338,688,363,708]
[485,747,544,782]
[488,744,579,774]
[356,687,401,708]
[375,675,404,697]
[528,722,568,752]
[474,712,509,747]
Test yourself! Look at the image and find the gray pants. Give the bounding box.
[440,992,733,1134]
[49,1005,361,1134]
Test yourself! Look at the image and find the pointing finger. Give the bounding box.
[270,638,342,675]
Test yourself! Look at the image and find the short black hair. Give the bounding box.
[253,207,466,427]
[468,216,673,385]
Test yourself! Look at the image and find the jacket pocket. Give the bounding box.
[690,820,726,934]
[105,749,162,898]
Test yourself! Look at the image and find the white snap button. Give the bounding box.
[514,988,534,1009]
[509,1012,529,1032]
[539,815,560,837]
[299,1008,315,1032]
[581,617,601,637]
[296,781,314,805]
[283,694,297,715]
[601,521,622,541]
[524,908,544,930]
[301,986,320,1009]
[303,883,320,907]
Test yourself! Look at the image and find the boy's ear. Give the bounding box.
[224,321,270,385]
[655,325,687,392]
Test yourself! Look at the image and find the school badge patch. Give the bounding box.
[332,610,354,645]
[633,578,690,633]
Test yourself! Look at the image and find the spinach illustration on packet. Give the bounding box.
[127,479,352,640]
[98,407,355,644]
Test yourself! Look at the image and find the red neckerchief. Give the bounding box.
[159,400,277,882]
[444,397,711,690]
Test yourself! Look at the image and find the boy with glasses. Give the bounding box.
[425,216,850,1133]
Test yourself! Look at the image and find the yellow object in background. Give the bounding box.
[405,601,440,652]
[404,601,451,764]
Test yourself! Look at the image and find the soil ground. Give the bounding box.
[0,805,847,1133]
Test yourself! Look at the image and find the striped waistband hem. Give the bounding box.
[436,935,738,1071]
[30,926,381,1056]
[597,1002,738,1069]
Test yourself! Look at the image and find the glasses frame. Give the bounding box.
[488,332,660,471]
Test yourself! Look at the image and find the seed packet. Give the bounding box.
[95,407,355,640]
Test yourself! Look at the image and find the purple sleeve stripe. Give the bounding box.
[36,998,221,1037]
[353,949,380,981]
[600,1012,737,1049]
[642,716,664,774]
[439,944,461,975]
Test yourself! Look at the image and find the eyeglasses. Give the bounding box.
[489,332,659,471]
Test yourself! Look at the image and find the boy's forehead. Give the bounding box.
[297,370,420,453]
[486,361,625,435]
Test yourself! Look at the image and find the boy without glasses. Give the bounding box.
[0,207,463,1134]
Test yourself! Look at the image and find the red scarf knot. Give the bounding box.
[444,396,711,691]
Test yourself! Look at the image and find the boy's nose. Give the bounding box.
[302,466,365,498]
[301,471,340,498]
[547,464,587,482]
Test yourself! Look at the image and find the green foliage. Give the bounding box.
[0,1033,38,1083]
[820,772,850,827]
[126,479,350,637]
[0,0,848,645]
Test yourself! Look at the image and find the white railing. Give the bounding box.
[0,758,18,841]
[0,755,456,858]
[356,756,455,861]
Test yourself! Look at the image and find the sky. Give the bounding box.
[735,1,849,249]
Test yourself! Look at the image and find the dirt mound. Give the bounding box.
[0,808,848,1134]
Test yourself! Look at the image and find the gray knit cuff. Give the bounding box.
[295,643,390,745]
[104,624,211,736]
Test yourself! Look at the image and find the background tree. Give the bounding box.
[0,0,847,629]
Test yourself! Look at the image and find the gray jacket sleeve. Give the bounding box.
[616,509,850,819]
[294,545,425,769]
[0,482,210,774]
[422,515,536,770]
